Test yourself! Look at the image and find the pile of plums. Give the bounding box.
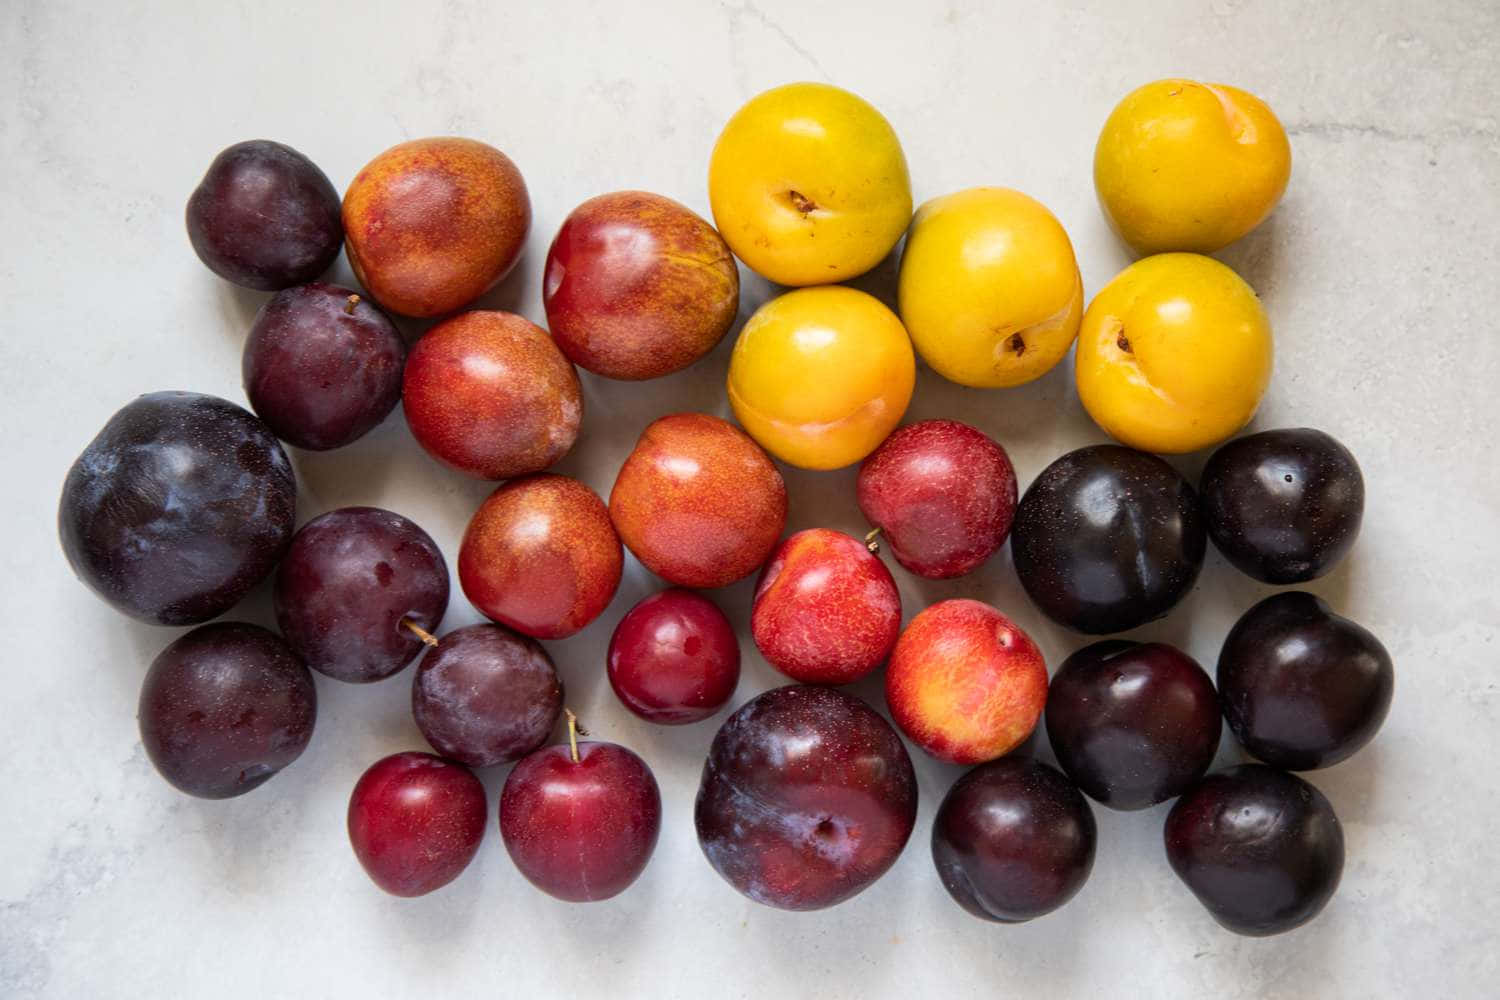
[58,82,1391,938]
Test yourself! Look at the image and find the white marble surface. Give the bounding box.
[4,1,1498,997]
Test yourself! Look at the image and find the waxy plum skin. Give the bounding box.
[695,685,918,911]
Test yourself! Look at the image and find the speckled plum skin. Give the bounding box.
[1165,765,1344,936]
[1200,428,1365,584]
[609,413,787,588]
[273,507,449,683]
[885,599,1048,764]
[543,190,739,380]
[1218,592,1393,770]
[459,475,622,639]
[402,311,582,480]
[342,137,530,317]
[347,752,487,898]
[138,623,316,799]
[932,757,1097,923]
[1046,640,1220,809]
[185,139,342,291]
[243,283,406,451]
[695,685,918,911]
[411,623,563,767]
[751,528,902,684]
[857,419,1018,579]
[607,589,740,724]
[1011,444,1205,634]
[500,741,662,902]
[58,392,296,626]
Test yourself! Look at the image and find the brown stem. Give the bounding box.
[564,708,580,763]
[401,617,438,647]
[344,294,360,314]
[865,526,882,554]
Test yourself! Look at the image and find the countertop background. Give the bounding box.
[4,1,1497,998]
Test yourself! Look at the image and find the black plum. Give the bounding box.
[243,283,406,450]
[1201,428,1364,583]
[695,685,917,911]
[1011,444,1205,634]
[932,757,1096,923]
[1219,592,1394,770]
[138,622,317,798]
[274,507,449,683]
[412,623,563,766]
[1046,640,1220,809]
[59,392,296,625]
[1165,764,1344,936]
[186,140,342,290]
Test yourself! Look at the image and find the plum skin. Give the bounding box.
[607,589,740,724]
[1165,764,1344,936]
[1200,427,1365,584]
[347,752,488,898]
[186,139,342,291]
[58,391,296,626]
[1218,591,1394,770]
[500,741,662,902]
[695,685,918,911]
[412,624,563,767]
[138,622,317,799]
[1045,640,1221,809]
[243,283,406,451]
[274,507,449,684]
[932,757,1097,922]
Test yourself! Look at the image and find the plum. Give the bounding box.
[1218,592,1393,769]
[243,283,405,451]
[59,392,296,625]
[186,140,342,291]
[138,623,316,798]
[347,752,487,897]
[274,507,448,683]
[1201,427,1365,583]
[695,685,917,910]
[1011,444,1205,633]
[607,589,740,724]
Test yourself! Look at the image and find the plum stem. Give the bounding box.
[865,527,882,554]
[564,708,580,763]
[344,294,360,314]
[401,618,438,647]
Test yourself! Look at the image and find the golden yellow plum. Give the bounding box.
[1076,253,1272,454]
[727,286,914,470]
[898,188,1083,388]
[1095,79,1291,255]
[708,82,912,286]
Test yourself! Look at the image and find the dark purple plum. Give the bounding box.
[412,624,562,766]
[1011,444,1205,634]
[348,752,487,897]
[1165,764,1344,936]
[243,283,406,450]
[695,685,917,911]
[1218,592,1393,770]
[138,622,316,798]
[1201,428,1365,583]
[59,392,296,626]
[1046,640,1220,809]
[274,507,448,684]
[932,757,1096,922]
[500,720,662,902]
[186,140,342,290]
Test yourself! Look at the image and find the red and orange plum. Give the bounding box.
[458,475,622,640]
[609,413,787,588]
[885,599,1048,764]
[857,419,1018,579]
[544,191,739,380]
[402,311,582,480]
[342,137,530,317]
[751,529,901,685]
